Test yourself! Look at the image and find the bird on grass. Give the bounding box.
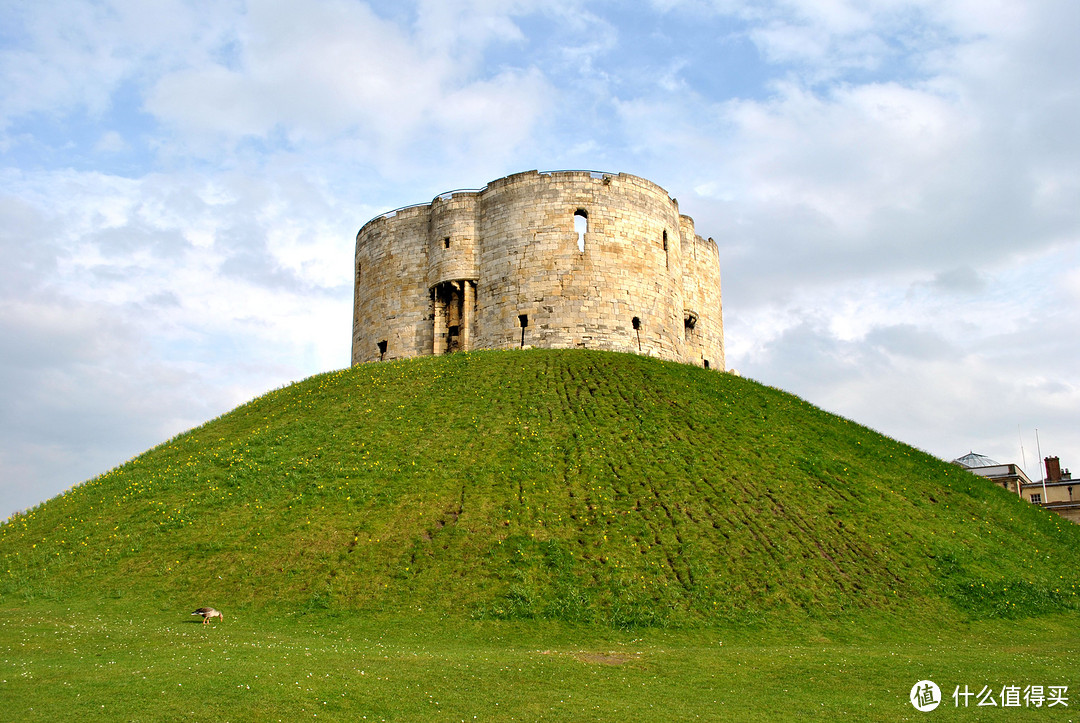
[191,607,224,624]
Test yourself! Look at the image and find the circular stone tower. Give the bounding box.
[352,170,723,369]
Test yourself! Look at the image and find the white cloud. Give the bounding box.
[725,238,1080,478]
[414,0,529,55]
[0,164,356,516]
[0,0,237,128]
[614,2,1080,316]
[142,0,553,169]
[94,130,129,153]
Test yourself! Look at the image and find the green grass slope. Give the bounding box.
[3,349,1078,627]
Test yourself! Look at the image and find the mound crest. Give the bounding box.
[3,349,1078,625]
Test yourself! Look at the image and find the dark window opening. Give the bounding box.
[703,360,710,369]
[377,340,387,361]
[574,209,588,252]
[518,314,528,348]
[684,311,700,355]
[632,316,641,330]
[448,324,460,337]
[662,230,668,251]
[444,237,451,249]
[631,316,642,352]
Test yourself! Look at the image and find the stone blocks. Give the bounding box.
[352,170,724,369]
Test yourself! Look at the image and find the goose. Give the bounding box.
[191,607,223,624]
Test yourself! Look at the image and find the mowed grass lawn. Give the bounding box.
[5,351,1079,720]
[2,600,1076,721]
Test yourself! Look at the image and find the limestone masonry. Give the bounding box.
[352,170,724,369]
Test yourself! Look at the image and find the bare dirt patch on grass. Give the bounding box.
[537,649,640,665]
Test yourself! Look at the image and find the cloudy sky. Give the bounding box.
[2,0,1078,519]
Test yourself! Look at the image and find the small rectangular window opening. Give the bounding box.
[632,316,642,351]
[662,230,668,251]
[574,210,588,252]
[518,314,528,348]
[444,237,451,249]
[377,339,388,361]
[703,360,710,369]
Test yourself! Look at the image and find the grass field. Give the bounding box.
[2,601,1077,721]
[4,350,1078,625]
[2,349,1079,720]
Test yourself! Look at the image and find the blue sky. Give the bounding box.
[3,0,1079,519]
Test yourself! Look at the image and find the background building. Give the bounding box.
[954,451,1078,524]
[953,452,1033,496]
[1022,456,1079,524]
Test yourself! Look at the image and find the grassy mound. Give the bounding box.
[2,349,1078,626]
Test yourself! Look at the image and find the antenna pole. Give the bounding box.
[1017,425,1027,497]
[1035,428,1048,506]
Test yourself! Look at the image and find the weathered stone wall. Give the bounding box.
[352,170,724,369]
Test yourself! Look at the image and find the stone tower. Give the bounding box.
[352,170,723,369]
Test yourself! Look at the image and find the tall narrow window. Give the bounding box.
[662,230,668,251]
[632,316,642,352]
[518,314,528,348]
[377,340,387,361]
[574,209,588,252]
[444,237,451,249]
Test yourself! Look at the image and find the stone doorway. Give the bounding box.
[431,280,475,354]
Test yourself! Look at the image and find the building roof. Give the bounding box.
[953,452,1000,468]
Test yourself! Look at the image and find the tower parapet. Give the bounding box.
[352,170,724,369]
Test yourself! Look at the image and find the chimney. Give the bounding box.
[1044,456,1062,482]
